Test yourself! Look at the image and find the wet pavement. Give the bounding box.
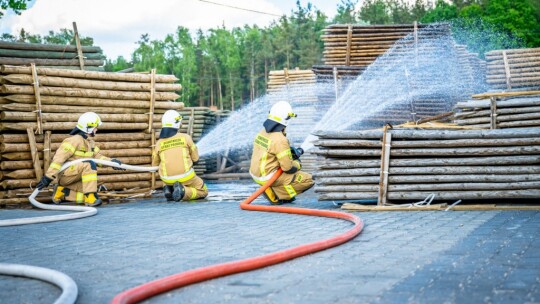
[1,181,539,303]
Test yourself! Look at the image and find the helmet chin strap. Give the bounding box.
[88,128,96,137]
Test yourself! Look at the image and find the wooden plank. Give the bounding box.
[341,203,447,211]
[30,63,43,135]
[26,128,43,181]
[148,68,156,133]
[43,131,51,172]
[378,127,391,206]
[341,203,540,211]
[345,24,352,66]
[72,22,85,70]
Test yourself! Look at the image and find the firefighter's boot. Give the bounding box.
[84,192,102,207]
[52,185,66,204]
[263,188,279,204]
[172,182,185,202]
[163,185,174,201]
[275,197,296,205]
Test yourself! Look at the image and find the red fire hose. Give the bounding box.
[111,168,364,304]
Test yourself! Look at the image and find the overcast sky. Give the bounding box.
[0,0,347,59]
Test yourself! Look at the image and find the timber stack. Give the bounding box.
[485,48,540,91]
[0,65,191,207]
[321,23,451,66]
[313,126,540,203]
[453,91,540,129]
[314,23,485,128]
[0,41,105,71]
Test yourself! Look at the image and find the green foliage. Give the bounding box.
[104,56,132,72]
[483,0,540,47]
[421,0,459,22]
[333,0,359,24]
[0,0,30,18]
[359,0,391,24]
[422,0,539,49]
[0,28,95,46]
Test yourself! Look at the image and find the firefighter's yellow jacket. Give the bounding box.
[249,129,300,182]
[152,133,199,184]
[45,134,111,179]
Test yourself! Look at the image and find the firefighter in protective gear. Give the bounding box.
[152,110,208,202]
[36,112,122,207]
[249,101,314,204]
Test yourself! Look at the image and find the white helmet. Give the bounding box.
[162,110,182,129]
[268,101,296,126]
[76,112,102,134]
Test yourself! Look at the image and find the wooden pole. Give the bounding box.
[72,22,85,71]
[151,130,156,191]
[413,21,418,67]
[502,50,511,90]
[378,125,391,206]
[490,97,498,130]
[345,24,352,66]
[148,68,156,133]
[43,131,51,173]
[30,63,43,135]
[188,108,195,137]
[333,66,339,103]
[26,128,43,181]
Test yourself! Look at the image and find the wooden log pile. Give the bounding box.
[321,23,450,67]
[0,41,105,71]
[453,92,540,129]
[313,126,540,202]
[313,23,485,128]
[485,48,540,91]
[0,66,189,207]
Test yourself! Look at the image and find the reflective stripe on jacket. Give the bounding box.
[45,134,110,179]
[249,129,299,180]
[152,133,199,182]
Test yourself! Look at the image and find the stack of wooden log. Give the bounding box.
[320,23,450,67]
[313,126,540,202]
[312,23,486,128]
[453,91,540,129]
[0,65,187,206]
[485,48,540,91]
[0,41,105,71]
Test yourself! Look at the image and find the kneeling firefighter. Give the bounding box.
[249,101,314,204]
[153,110,208,202]
[35,112,124,207]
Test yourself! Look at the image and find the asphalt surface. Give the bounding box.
[1,181,539,304]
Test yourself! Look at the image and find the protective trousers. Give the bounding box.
[58,162,98,197]
[179,175,208,201]
[268,171,314,200]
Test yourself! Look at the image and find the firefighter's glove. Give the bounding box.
[36,175,53,190]
[111,159,125,171]
[290,147,304,160]
[292,159,302,171]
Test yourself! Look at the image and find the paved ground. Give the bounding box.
[1,181,539,304]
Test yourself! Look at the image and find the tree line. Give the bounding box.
[2,0,539,109]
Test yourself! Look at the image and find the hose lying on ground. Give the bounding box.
[0,263,78,304]
[0,159,158,227]
[111,168,364,304]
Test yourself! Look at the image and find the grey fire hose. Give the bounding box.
[0,159,158,227]
[0,263,78,304]
[0,160,158,303]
